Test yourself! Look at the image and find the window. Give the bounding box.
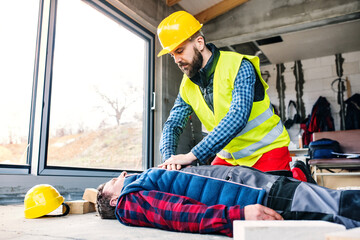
[0,0,39,171]
[37,0,154,176]
[0,0,154,176]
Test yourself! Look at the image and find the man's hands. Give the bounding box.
[158,152,197,170]
[244,204,283,220]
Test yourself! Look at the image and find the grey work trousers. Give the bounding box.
[181,165,360,229]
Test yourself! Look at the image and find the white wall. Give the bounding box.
[263,50,360,146]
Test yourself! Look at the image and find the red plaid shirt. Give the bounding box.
[115,190,244,237]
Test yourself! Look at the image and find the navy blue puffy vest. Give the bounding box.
[120,168,265,207]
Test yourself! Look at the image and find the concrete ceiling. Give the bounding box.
[166,0,360,64]
[250,19,360,64]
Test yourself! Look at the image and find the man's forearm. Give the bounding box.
[159,94,193,161]
[159,124,181,161]
[115,190,243,237]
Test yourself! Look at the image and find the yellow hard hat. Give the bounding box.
[24,184,65,219]
[157,11,203,57]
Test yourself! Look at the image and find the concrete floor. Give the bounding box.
[2,204,360,240]
[0,204,228,240]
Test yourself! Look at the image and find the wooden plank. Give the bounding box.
[326,227,360,240]
[234,220,345,240]
[65,200,96,214]
[195,0,248,24]
[82,188,98,204]
[166,0,182,7]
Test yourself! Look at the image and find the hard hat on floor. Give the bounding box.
[24,184,69,219]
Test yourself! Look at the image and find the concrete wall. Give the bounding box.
[263,50,360,146]
[204,0,360,47]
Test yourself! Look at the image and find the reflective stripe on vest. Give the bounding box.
[235,103,273,137]
[219,120,284,159]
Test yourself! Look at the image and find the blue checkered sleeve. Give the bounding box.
[192,59,256,163]
[159,93,193,161]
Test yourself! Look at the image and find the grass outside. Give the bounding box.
[0,123,143,170]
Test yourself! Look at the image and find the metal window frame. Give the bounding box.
[0,0,43,175]
[36,0,154,177]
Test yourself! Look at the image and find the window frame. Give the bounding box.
[0,0,43,175]
[36,0,154,177]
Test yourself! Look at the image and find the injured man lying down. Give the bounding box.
[96,165,360,237]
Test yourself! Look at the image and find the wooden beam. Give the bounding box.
[195,0,249,24]
[166,0,182,7]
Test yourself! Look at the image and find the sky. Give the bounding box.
[0,0,146,143]
[0,0,38,143]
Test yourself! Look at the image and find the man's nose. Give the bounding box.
[173,54,181,64]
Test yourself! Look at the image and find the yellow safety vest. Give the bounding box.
[179,51,290,166]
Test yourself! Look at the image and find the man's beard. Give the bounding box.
[178,47,203,78]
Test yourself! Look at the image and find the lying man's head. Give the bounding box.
[96,171,128,219]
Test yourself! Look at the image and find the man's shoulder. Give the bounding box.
[219,52,253,65]
[240,58,255,70]
[219,51,253,66]
[219,50,241,57]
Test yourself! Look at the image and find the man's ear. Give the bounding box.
[195,36,205,51]
[109,196,118,207]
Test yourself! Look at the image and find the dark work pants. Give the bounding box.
[181,165,360,229]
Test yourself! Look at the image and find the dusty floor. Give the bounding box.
[0,204,228,240]
[1,204,360,240]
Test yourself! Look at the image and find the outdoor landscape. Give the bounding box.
[0,123,143,171]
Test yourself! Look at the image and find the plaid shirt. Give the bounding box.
[160,59,256,163]
[116,190,244,237]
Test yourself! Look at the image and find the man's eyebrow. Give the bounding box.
[170,48,179,55]
[174,43,187,52]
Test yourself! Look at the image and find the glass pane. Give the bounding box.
[47,0,146,170]
[0,1,39,165]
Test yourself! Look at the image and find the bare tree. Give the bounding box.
[94,86,137,126]
[8,130,13,144]
[56,128,66,137]
[77,121,85,134]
